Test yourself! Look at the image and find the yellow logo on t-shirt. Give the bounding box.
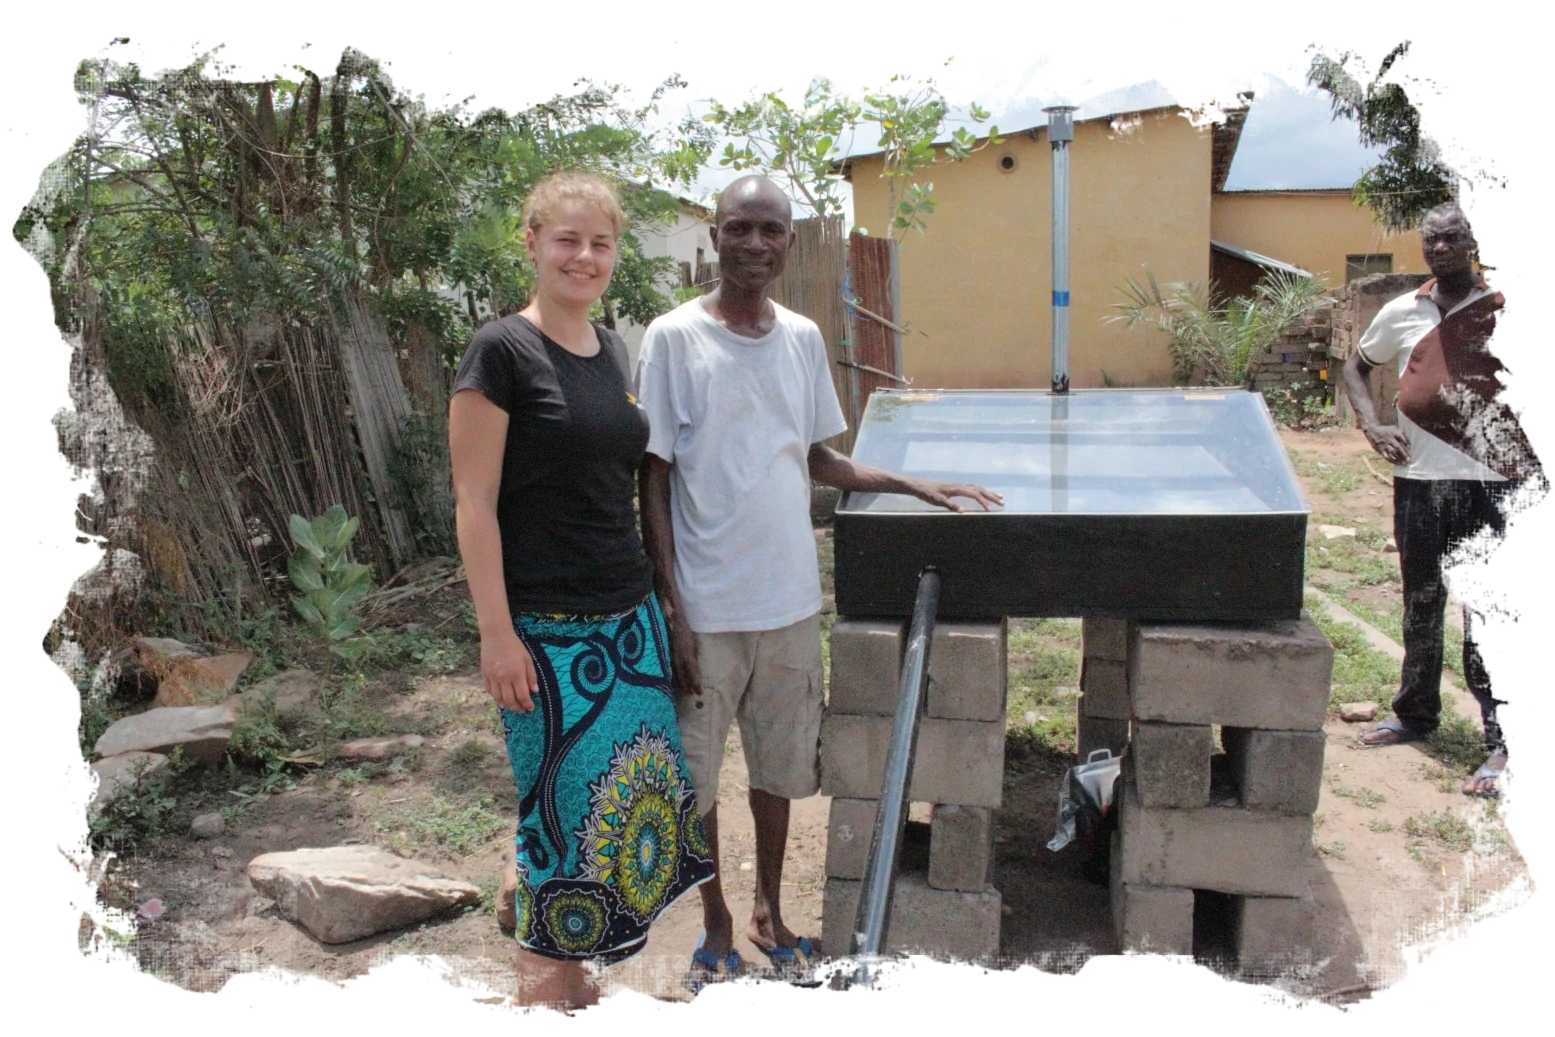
[625,391,638,405]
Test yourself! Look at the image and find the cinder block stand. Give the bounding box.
[819,617,1007,963]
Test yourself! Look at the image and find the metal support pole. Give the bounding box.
[1044,105,1076,395]
[847,567,942,988]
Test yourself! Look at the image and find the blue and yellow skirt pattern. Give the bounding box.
[501,592,714,961]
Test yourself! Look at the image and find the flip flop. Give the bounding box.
[687,932,742,995]
[1462,761,1505,799]
[757,936,820,985]
[1357,718,1429,748]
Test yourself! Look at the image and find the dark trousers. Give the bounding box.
[1393,476,1515,754]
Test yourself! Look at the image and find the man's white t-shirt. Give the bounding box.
[636,298,848,633]
[1356,283,1505,482]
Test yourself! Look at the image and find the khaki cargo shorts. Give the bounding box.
[675,612,825,814]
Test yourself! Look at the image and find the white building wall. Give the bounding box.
[619,205,716,370]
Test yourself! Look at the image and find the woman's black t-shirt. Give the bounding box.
[451,314,654,616]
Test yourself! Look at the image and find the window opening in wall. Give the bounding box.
[1345,253,1393,282]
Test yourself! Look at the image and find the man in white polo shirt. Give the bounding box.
[636,175,1000,983]
[1342,201,1542,797]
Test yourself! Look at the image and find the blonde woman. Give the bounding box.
[449,171,714,1009]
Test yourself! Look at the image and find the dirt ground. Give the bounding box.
[85,426,1529,1006]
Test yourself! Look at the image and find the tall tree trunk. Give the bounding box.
[331,62,355,258]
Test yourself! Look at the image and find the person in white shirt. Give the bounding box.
[1342,201,1542,797]
[636,175,1000,985]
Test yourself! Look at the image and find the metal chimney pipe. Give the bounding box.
[1043,105,1077,395]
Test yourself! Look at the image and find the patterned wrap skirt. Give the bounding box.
[501,592,715,961]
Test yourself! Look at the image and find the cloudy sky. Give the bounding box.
[649,47,1380,223]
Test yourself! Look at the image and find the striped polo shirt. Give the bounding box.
[1357,278,1540,483]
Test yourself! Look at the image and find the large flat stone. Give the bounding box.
[136,637,253,708]
[89,751,170,813]
[237,669,321,723]
[819,710,1004,808]
[247,846,481,944]
[1129,616,1334,731]
[94,703,236,765]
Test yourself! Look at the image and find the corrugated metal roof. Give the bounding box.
[1210,239,1311,277]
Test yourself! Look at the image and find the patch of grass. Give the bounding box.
[308,675,391,746]
[1006,618,1080,758]
[1424,713,1487,775]
[438,739,501,795]
[365,629,469,675]
[88,757,182,853]
[1368,818,1395,834]
[1404,810,1475,853]
[1329,783,1386,809]
[1306,533,1399,588]
[93,914,139,963]
[1315,840,1347,860]
[1455,901,1517,926]
[1289,451,1363,497]
[1306,596,1401,713]
[377,794,507,858]
[1420,762,1461,794]
[79,693,125,760]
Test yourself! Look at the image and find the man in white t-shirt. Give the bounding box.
[1342,201,1542,797]
[636,175,1000,982]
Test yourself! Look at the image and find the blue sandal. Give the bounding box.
[687,932,742,994]
[1462,761,1505,799]
[1357,718,1429,748]
[758,936,819,985]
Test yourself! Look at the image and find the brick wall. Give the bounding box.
[1247,272,1431,422]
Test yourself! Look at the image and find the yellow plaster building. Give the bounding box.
[1210,188,1426,285]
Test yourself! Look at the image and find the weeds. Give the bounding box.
[1368,818,1395,833]
[1315,841,1347,860]
[1006,618,1080,758]
[438,739,500,795]
[89,756,182,853]
[1306,596,1400,713]
[1330,783,1386,809]
[376,795,508,858]
[1455,901,1517,926]
[93,914,139,963]
[1399,808,1505,864]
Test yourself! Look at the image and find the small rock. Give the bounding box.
[1317,524,1357,540]
[94,702,236,765]
[1024,710,1038,725]
[246,845,482,944]
[739,861,754,872]
[497,843,517,930]
[1383,537,1398,554]
[190,812,225,840]
[210,845,234,859]
[1000,903,1014,917]
[238,669,320,723]
[337,734,425,760]
[89,751,170,813]
[136,898,166,921]
[394,845,416,859]
[1339,702,1379,723]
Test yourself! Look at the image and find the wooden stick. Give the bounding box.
[1306,982,1393,1007]
[1360,454,1392,486]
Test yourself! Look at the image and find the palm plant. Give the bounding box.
[1109,268,1332,387]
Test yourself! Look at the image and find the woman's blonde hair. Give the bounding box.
[521,170,628,237]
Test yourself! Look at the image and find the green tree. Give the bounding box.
[1306,41,1455,232]
[704,68,1000,241]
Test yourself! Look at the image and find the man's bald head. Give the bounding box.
[715,175,793,228]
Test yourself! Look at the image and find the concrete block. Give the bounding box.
[826,800,932,879]
[1222,727,1326,815]
[1080,658,1130,719]
[1117,756,1312,897]
[828,617,906,716]
[819,710,1004,808]
[1131,721,1213,809]
[1082,618,1131,663]
[825,798,878,880]
[1109,831,1194,954]
[929,805,995,892]
[1077,706,1130,760]
[1129,616,1334,731]
[927,619,1007,722]
[822,871,1001,962]
[1234,892,1315,974]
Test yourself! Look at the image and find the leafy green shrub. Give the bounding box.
[287,505,375,670]
[89,758,181,853]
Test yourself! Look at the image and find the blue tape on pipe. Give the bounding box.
[1053,291,1070,306]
